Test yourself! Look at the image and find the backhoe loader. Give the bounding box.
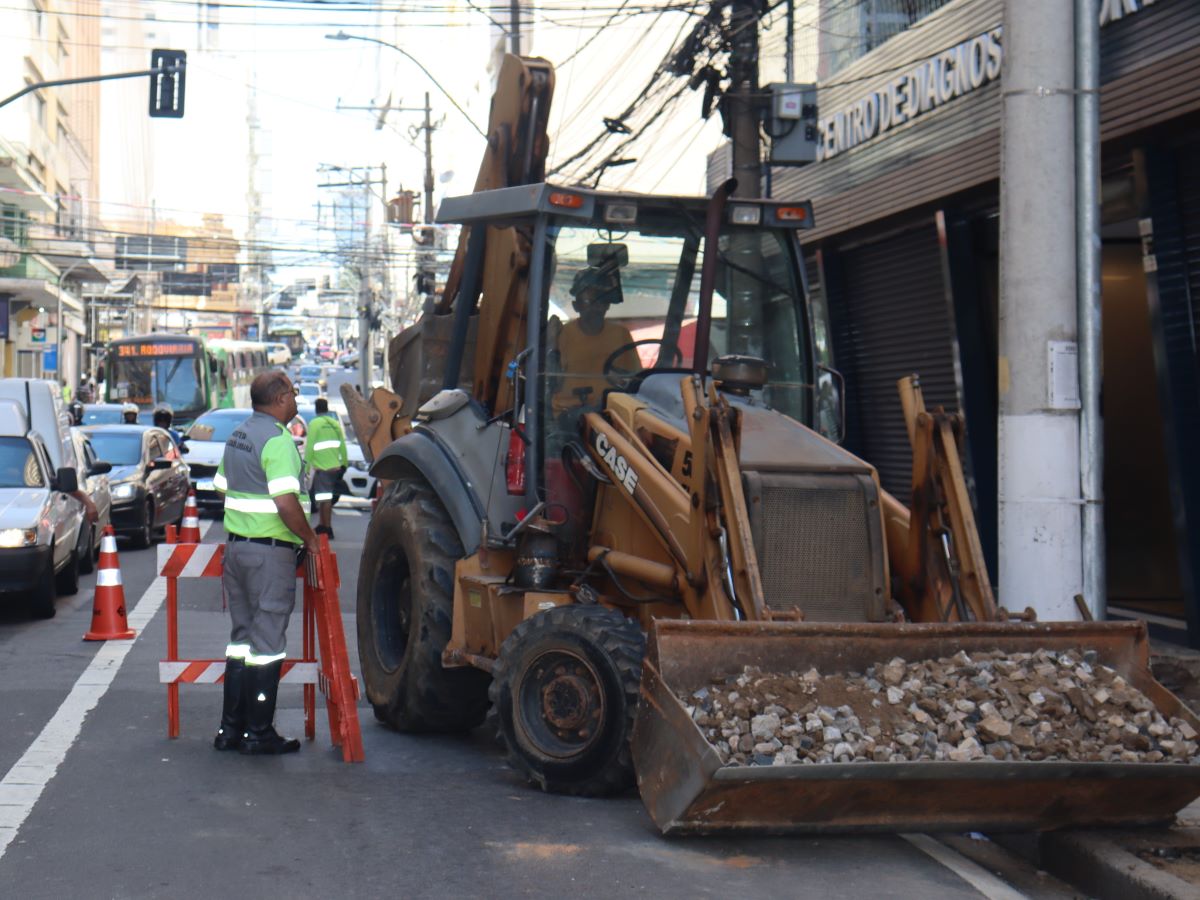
[344,54,1200,833]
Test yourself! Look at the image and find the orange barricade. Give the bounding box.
[159,528,364,763]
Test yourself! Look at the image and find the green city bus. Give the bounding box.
[105,334,271,424]
[206,339,271,408]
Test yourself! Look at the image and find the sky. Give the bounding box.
[91,0,739,287]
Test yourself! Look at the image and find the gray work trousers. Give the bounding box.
[223,541,301,658]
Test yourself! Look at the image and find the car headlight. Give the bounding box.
[351,460,369,471]
[0,528,39,548]
[112,482,139,500]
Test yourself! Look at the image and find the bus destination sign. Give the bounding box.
[116,342,196,358]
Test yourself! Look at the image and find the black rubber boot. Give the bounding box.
[213,657,246,751]
[239,660,300,755]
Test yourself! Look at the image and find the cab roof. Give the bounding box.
[435,182,814,231]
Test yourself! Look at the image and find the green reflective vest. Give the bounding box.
[304,412,348,471]
[215,411,303,543]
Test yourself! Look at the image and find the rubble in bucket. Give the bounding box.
[685,648,1200,767]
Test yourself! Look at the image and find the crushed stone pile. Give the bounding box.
[683,648,1200,767]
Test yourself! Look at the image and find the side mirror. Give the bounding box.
[55,467,79,494]
[90,460,113,476]
[150,457,172,471]
[179,443,189,455]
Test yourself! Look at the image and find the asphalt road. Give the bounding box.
[0,509,1001,899]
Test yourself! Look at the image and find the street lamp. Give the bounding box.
[323,31,487,139]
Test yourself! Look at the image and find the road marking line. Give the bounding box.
[0,522,214,860]
[901,834,1028,900]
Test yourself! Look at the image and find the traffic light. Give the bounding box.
[149,49,186,118]
[388,191,415,224]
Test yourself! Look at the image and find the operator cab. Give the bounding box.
[438,183,839,497]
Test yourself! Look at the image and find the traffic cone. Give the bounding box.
[84,526,135,641]
[179,490,201,543]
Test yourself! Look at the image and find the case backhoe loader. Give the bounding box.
[343,54,1200,833]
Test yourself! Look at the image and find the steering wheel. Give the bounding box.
[602,339,683,386]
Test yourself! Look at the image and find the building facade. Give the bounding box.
[747,0,1200,644]
[0,0,110,390]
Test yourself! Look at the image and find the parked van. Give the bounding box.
[0,398,87,618]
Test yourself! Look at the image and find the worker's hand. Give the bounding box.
[74,492,99,524]
[546,315,563,347]
[304,532,322,557]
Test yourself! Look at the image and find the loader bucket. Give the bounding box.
[632,619,1200,835]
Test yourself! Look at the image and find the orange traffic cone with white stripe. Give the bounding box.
[84,525,135,641]
[179,490,201,543]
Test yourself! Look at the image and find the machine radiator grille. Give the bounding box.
[746,472,884,622]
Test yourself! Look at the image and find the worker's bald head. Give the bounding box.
[251,370,293,410]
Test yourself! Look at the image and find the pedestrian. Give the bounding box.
[152,405,184,447]
[304,397,348,541]
[213,371,320,755]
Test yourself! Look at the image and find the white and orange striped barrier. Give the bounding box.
[159,526,362,762]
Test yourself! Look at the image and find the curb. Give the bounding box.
[1032,829,1200,900]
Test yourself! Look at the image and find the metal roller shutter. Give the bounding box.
[831,222,961,500]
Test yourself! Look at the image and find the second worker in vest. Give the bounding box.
[213,371,320,755]
[304,397,348,541]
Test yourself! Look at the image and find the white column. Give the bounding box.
[998,0,1082,621]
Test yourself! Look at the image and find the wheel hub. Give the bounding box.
[542,670,597,731]
[518,650,606,758]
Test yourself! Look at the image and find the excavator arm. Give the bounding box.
[346,55,554,461]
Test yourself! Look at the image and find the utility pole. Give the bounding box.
[723,0,765,359]
[998,0,1081,621]
[359,173,373,396]
[423,92,434,225]
[727,0,761,198]
[510,0,521,54]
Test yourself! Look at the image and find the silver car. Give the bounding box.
[69,427,113,572]
[0,402,88,618]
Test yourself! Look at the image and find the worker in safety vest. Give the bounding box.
[213,371,319,755]
[303,397,348,540]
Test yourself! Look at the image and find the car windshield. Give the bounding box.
[299,366,321,380]
[298,383,320,397]
[83,406,124,424]
[187,412,245,443]
[542,215,810,424]
[86,432,143,466]
[0,437,45,488]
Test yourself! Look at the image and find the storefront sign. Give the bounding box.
[816,29,1003,162]
[816,0,1158,163]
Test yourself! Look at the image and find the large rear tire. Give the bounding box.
[356,475,489,732]
[490,605,645,797]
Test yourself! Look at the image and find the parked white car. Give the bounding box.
[0,399,88,618]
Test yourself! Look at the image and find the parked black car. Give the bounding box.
[81,425,190,547]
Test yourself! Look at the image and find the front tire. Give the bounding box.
[77,523,95,575]
[55,545,79,596]
[490,605,645,797]
[132,500,154,549]
[28,561,56,619]
[356,476,489,732]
